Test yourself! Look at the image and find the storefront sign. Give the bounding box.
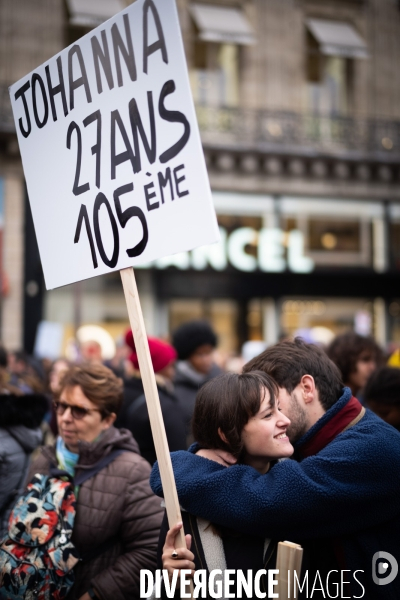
[10,0,219,289]
[139,226,315,272]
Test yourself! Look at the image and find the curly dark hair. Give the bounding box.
[172,320,217,360]
[364,366,400,406]
[326,332,384,385]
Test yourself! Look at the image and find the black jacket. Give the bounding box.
[0,393,48,536]
[173,362,222,445]
[115,376,144,427]
[116,377,186,465]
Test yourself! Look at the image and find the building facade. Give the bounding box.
[1,0,400,355]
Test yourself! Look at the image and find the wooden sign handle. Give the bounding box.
[120,267,193,598]
[120,267,186,536]
[276,541,303,599]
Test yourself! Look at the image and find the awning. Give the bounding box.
[306,18,368,59]
[66,0,125,28]
[190,4,256,45]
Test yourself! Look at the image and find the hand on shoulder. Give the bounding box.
[196,448,237,466]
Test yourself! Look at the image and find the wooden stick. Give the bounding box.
[276,541,303,599]
[120,267,190,582]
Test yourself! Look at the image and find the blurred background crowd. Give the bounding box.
[1,0,400,474]
[1,321,400,477]
[5,322,399,597]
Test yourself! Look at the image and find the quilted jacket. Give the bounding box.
[28,426,163,600]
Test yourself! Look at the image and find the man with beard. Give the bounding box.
[151,338,400,599]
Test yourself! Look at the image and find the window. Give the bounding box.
[307,53,350,116]
[280,196,381,268]
[190,41,239,107]
[305,19,368,115]
[281,216,372,267]
[308,219,361,252]
[189,4,255,107]
[306,33,351,116]
[169,299,240,352]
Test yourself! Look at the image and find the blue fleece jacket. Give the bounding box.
[150,388,400,599]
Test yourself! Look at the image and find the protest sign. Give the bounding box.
[9,0,219,290]
[10,0,219,570]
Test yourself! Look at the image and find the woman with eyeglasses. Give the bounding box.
[28,362,163,600]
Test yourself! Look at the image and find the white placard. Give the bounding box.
[10,0,219,289]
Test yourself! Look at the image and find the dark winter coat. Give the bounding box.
[118,376,186,465]
[115,375,144,428]
[0,393,48,537]
[151,388,400,599]
[173,362,222,444]
[28,426,164,600]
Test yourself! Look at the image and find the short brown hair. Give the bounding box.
[192,371,278,459]
[56,363,123,417]
[243,337,343,410]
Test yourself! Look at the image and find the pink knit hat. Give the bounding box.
[125,330,177,373]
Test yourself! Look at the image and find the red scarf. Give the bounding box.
[298,396,365,459]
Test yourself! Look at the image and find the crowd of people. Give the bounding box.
[0,322,399,599]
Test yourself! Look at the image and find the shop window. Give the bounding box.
[390,223,400,270]
[281,215,372,268]
[246,299,263,341]
[169,299,205,333]
[283,217,297,232]
[168,299,239,353]
[281,297,373,340]
[308,219,361,252]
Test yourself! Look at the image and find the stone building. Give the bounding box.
[1,0,400,355]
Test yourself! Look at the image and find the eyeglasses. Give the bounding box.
[53,401,102,420]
